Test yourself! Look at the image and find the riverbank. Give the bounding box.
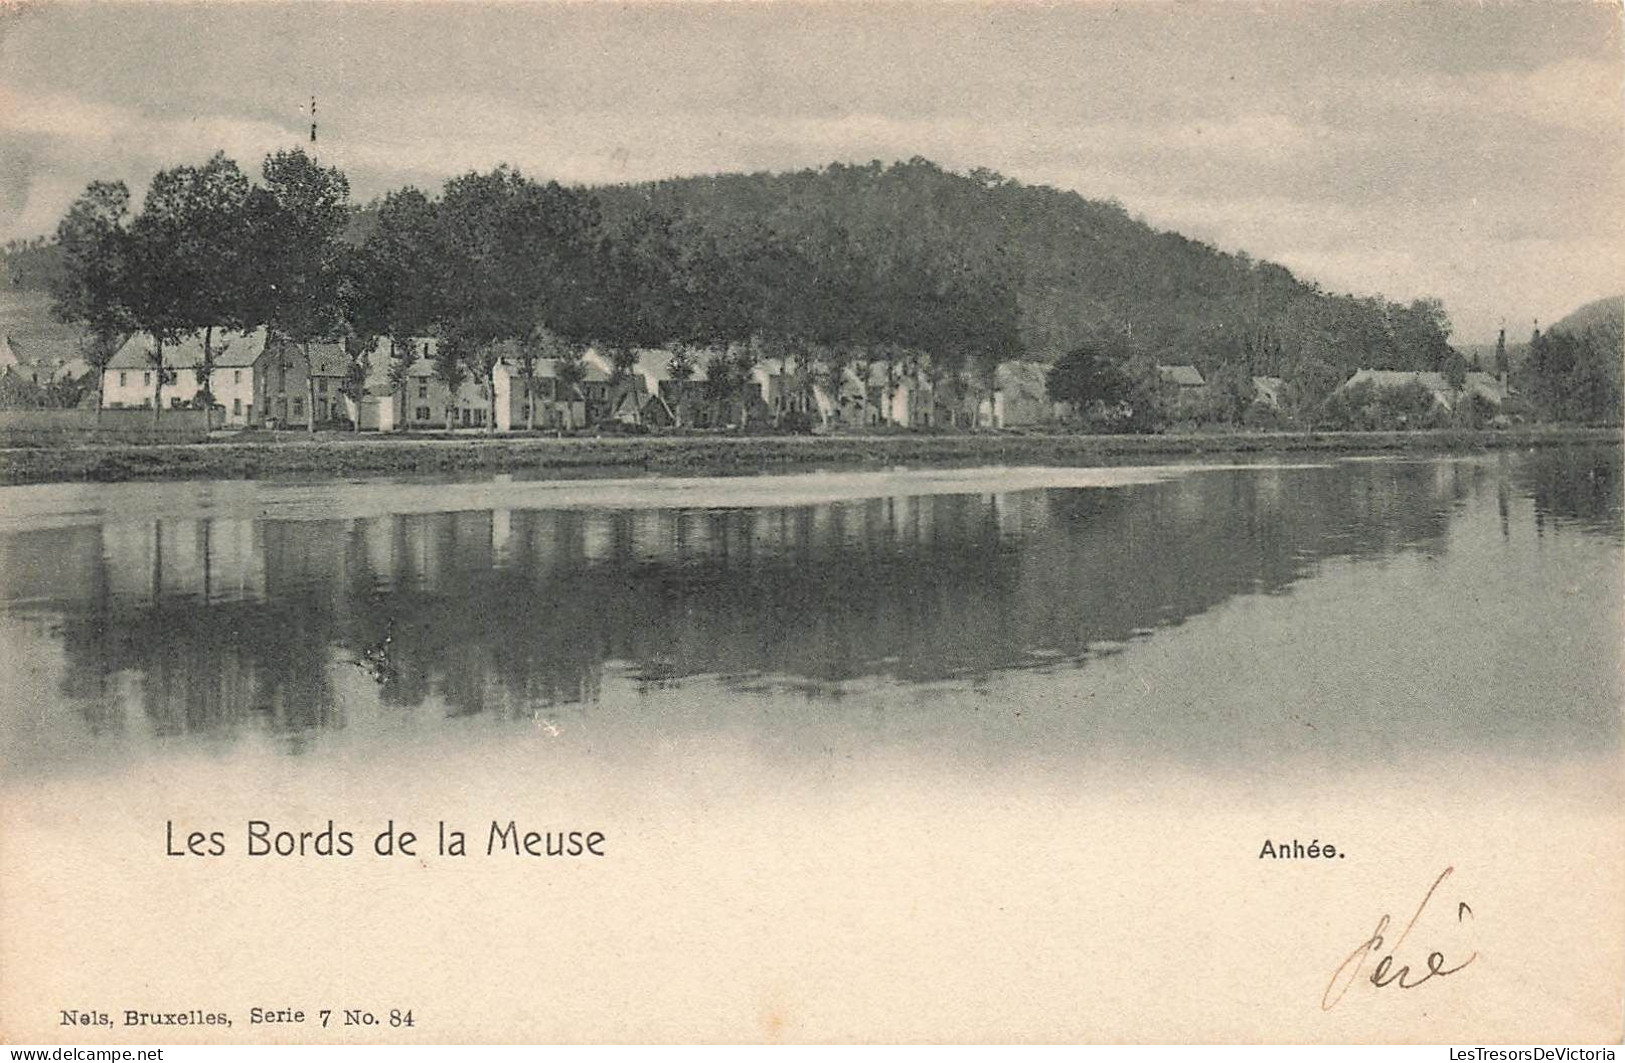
[0,425,1618,486]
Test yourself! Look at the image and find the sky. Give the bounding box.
[1,1,1620,344]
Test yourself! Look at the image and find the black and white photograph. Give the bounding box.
[0,0,1620,1046]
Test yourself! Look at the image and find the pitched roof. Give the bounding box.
[583,346,711,390]
[641,346,710,384]
[358,338,613,397]
[498,355,609,384]
[107,329,272,370]
[1156,363,1206,387]
[6,331,106,367]
[1462,371,1510,403]
[1342,369,1456,409]
[359,337,441,394]
[1,333,97,380]
[358,339,407,394]
[302,340,350,376]
[995,360,1051,403]
[1252,376,1286,406]
[1345,368,1451,393]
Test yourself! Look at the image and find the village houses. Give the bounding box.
[102,329,384,427]
[352,337,495,431]
[1336,368,1512,412]
[2,333,96,388]
[92,325,1516,434]
[977,361,1070,428]
[102,329,271,426]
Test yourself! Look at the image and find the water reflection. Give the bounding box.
[0,447,1618,763]
[1510,446,1624,541]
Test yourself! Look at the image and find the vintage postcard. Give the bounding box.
[0,0,1621,1047]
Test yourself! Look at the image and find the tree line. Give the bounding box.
[1520,316,1623,425]
[1045,311,1621,433]
[50,151,1025,430]
[47,150,1614,434]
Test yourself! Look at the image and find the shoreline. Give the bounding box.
[0,426,1618,486]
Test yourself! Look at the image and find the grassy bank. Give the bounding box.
[0,426,1618,486]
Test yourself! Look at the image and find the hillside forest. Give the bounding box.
[3,152,1620,428]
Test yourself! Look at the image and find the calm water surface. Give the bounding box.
[0,447,1618,775]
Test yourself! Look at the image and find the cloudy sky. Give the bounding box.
[1,1,1620,343]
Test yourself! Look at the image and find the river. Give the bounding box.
[1,447,1619,1041]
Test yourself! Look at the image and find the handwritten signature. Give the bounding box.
[1322,866,1477,1011]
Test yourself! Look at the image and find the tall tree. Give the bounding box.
[587,205,685,355]
[357,187,442,431]
[1525,320,1623,424]
[666,348,697,427]
[50,181,133,424]
[435,166,599,434]
[386,343,417,431]
[338,330,371,433]
[141,153,254,430]
[432,335,468,430]
[245,149,351,434]
[554,348,586,430]
[607,345,641,423]
[511,325,551,431]
[336,244,383,432]
[123,173,211,424]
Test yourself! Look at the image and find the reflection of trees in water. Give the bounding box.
[15,457,1522,741]
[1511,446,1622,541]
[340,498,1024,714]
[1023,459,1473,650]
[53,584,342,743]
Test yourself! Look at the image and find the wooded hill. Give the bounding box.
[582,159,1459,387]
[9,156,1460,395]
[1549,294,1624,338]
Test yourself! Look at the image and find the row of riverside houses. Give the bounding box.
[96,328,1082,431]
[95,329,1519,432]
[1152,363,1514,413]
[100,330,512,429]
[551,348,1069,430]
[102,330,345,426]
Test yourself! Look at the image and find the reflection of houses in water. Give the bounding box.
[357,516,396,579]
[631,511,671,561]
[1513,448,1622,541]
[100,518,267,602]
[0,524,103,605]
[18,454,1592,746]
[101,521,160,601]
[1166,474,1210,522]
[491,509,512,562]
[1253,466,1285,506]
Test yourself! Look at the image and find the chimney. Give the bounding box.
[1495,325,1508,392]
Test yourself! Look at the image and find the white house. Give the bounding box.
[491,353,593,431]
[1339,369,1455,410]
[976,361,1059,428]
[346,338,497,431]
[102,329,271,426]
